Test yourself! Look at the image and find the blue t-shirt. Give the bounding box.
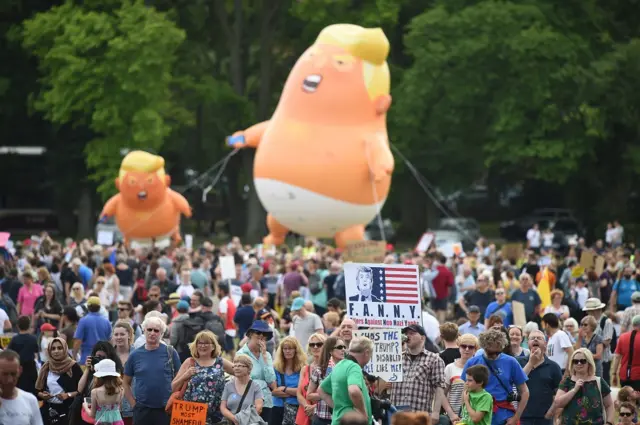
[462,353,528,425]
[272,370,301,407]
[78,264,93,288]
[485,301,513,327]
[124,345,181,408]
[74,313,112,364]
[234,306,257,340]
[613,278,640,308]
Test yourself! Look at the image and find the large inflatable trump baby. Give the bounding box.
[229,24,394,248]
[100,151,191,246]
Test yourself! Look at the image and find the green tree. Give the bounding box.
[20,0,189,196]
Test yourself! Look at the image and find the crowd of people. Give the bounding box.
[0,231,638,425]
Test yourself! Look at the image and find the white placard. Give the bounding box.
[353,328,403,382]
[345,263,421,328]
[97,231,114,246]
[415,232,434,253]
[185,234,193,249]
[220,255,236,280]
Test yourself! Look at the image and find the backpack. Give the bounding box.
[600,315,617,353]
[204,314,226,346]
[179,314,206,353]
[334,273,346,299]
[309,274,323,295]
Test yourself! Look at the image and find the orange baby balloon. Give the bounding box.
[100,151,191,245]
[228,24,394,248]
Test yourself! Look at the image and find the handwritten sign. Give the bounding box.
[580,250,595,270]
[345,263,421,328]
[353,329,403,382]
[220,255,236,280]
[595,256,605,276]
[185,234,193,250]
[97,231,114,246]
[171,400,208,425]
[512,301,526,327]
[415,233,434,254]
[344,241,387,263]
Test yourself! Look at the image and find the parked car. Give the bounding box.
[499,208,584,241]
[364,218,395,243]
[437,217,481,244]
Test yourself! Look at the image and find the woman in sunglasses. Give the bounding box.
[296,333,327,425]
[442,334,478,425]
[616,401,636,425]
[306,336,347,425]
[548,348,614,425]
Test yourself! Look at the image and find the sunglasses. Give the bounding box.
[149,294,160,298]
[146,328,161,333]
[460,344,476,350]
[309,342,324,348]
[619,412,634,417]
[580,323,589,327]
[118,308,129,312]
[495,292,505,295]
[334,345,347,350]
[572,358,588,365]
[485,350,501,357]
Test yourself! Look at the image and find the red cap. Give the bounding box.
[40,323,56,332]
[386,244,394,252]
[241,283,253,293]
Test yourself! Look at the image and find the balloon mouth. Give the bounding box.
[137,191,148,200]
[302,74,322,93]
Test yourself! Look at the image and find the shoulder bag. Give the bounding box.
[165,357,195,414]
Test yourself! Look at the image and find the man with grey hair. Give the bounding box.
[511,273,541,322]
[611,314,640,390]
[319,336,373,425]
[462,329,530,425]
[517,330,562,425]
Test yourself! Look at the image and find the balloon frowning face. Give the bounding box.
[278,44,378,125]
[119,171,167,207]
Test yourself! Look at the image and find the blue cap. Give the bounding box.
[291,297,305,311]
[176,300,190,311]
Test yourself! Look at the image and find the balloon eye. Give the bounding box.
[147,177,154,184]
[129,178,136,185]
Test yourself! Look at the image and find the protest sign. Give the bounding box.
[512,301,526,327]
[345,263,421,328]
[594,256,605,276]
[580,251,595,269]
[415,233,434,253]
[220,256,236,280]
[97,231,113,246]
[171,400,207,425]
[353,328,403,382]
[502,243,524,261]
[344,241,387,263]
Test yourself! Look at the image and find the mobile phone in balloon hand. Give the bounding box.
[226,135,245,146]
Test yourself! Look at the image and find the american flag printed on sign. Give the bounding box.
[372,266,420,304]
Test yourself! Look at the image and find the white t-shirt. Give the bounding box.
[444,361,465,415]
[0,388,44,425]
[526,228,541,248]
[0,308,9,335]
[605,228,615,244]
[547,330,573,370]
[574,287,589,308]
[422,311,441,343]
[176,284,195,299]
[542,232,554,247]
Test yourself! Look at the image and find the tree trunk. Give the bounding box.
[76,186,93,239]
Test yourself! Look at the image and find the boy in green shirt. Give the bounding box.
[460,365,493,425]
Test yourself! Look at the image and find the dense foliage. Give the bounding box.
[2,0,640,239]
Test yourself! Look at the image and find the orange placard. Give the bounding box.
[171,400,208,425]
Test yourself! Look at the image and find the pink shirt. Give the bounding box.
[18,284,43,316]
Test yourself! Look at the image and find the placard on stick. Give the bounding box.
[343,241,387,263]
[512,301,526,327]
[353,328,403,382]
[594,256,605,276]
[171,400,207,425]
[580,251,595,270]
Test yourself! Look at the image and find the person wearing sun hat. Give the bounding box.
[583,297,615,383]
[73,296,112,365]
[84,358,125,424]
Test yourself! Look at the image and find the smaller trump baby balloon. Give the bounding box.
[228,24,394,248]
[100,151,191,246]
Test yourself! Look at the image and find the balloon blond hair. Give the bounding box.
[118,150,166,181]
[315,24,390,100]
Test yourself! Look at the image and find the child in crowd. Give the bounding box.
[83,359,125,425]
[38,323,56,363]
[460,364,493,425]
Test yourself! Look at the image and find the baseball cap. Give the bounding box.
[632,291,640,302]
[402,324,426,336]
[87,296,101,307]
[241,283,253,293]
[291,297,305,311]
[632,315,640,327]
[468,305,481,313]
[176,300,190,311]
[257,308,272,321]
[40,323,56,332]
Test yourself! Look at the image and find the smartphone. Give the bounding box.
[86,356,92,365]
[84,397,91,406]
[226,135,245,146]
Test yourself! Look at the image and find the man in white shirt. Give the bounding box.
[526,223,541,251]
[542,313,573,372]
[0,349,43,425]
[290,297,323,348]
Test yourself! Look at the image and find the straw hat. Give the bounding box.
[582,297,606,311]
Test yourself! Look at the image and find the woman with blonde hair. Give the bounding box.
[112,321,134,424]
[296,333,327,425]
[442,334,478,424]
[172,330,234,424]
[544,289,570,320]
[271,336,307,425]
[547,348,614,424]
